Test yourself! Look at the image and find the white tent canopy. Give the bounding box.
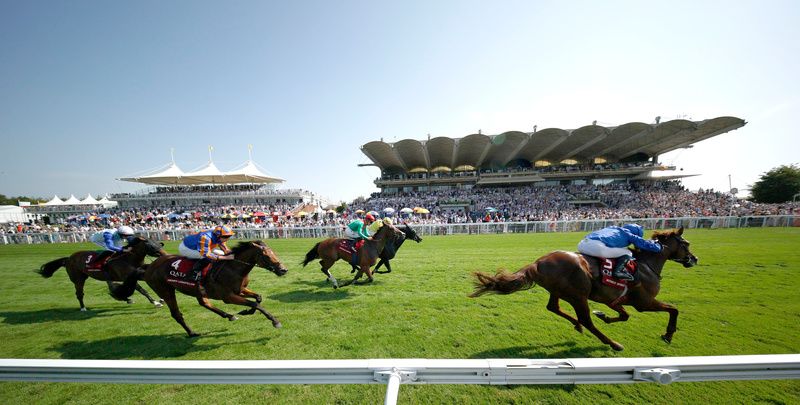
[63,195,82,205]
[118,158,284,186]
[80,194,100,205]
[43,195,65,206]
[118,162,193,185]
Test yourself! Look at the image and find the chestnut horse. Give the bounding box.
[301,223,402,288]
[37,235,167,311]
[111,240,288,337]
[470,227,697,351]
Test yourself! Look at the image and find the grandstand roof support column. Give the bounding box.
[475,141,493,168]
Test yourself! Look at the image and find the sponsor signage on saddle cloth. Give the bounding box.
[83,253,106,272]
[166,258,205,288]
[600,258,635,290]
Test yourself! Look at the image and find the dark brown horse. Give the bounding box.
[110,240,288,337]
[470,227,697,351]
[352,223,423,274]
[37,235,167,311]
[301,223,402,288]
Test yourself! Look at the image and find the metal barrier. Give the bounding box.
[1,215,798,245]
[2,355,799,404]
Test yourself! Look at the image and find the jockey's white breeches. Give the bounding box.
[577,238,633,258]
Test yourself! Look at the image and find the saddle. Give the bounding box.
[597,257,638,290]
[165,257,214,288]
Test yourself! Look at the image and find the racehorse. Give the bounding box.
[371,224,422,274]
[37,235,167,311]
[470,227,697,351]
[110,240,288,337]
[301,222,402,288]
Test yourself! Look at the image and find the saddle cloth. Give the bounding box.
[83,252,111,273]
[599,257,638,290]
[338,239,365,266]
[165,257,213,288]
[338,239,365,255]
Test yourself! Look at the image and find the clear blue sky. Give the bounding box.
[1,1,798,203]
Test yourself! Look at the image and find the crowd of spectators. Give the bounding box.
[2,181,798,235]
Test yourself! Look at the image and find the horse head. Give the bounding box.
[128,235,167,258]
[233,240,288,276]
[400,224,423,243]
[652,227,698,268]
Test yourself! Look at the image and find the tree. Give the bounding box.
[749,164,800,203]
[0,194,45,205]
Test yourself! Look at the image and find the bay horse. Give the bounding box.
[301,223,402,288]
[355,224,423,274]
[110,240,288,337]
[37,235,167,311]
[470,227,697,351]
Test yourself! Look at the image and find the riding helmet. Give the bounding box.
[622,223,644,237]
[117,225,135,236]
[214,225,235,237]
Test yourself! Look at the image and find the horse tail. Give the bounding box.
[469,263,537,298]
[301,242,321,267]
[109,268,145,301]
[37,258,68,278]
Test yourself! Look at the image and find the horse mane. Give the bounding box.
[651,228,677,242]
[230,240,265,254]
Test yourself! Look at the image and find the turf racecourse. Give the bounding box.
[0,228,798,404]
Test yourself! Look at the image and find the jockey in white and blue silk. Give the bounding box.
[577,224,662,281]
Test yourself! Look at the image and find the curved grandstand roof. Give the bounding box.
[361,116,746,172]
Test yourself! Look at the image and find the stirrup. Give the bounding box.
[613,270,634,281]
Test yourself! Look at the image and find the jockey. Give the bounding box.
[577,223,662,281]
[89,225,136,264]
[179,225,235,294]
[344,213,376,241]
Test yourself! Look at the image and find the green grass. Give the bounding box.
[1,228,799,404]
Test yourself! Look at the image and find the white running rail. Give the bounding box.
[2,355,800,404]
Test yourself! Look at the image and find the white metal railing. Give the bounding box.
[2,215,798,245]
[1,355,799,404]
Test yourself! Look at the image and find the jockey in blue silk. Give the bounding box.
[179,225,235,294]
[88,225,136,264]
[577,223,662,281]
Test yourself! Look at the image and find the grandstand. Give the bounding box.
[360,116,746,193]
[111,155,327,210]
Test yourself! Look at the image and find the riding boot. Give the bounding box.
[612,256,635,281]
[190,258,210,296]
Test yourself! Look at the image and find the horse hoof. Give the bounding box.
[126,299,134,305]
[159,299,165,304]
[273,321,282,328]
[153,302,163,308]
[610,342,624,351]
[188,333,200,338]
[80,307,87,312]
[228,315,238,322]
[592,310,606,318]
[661,335,673,344]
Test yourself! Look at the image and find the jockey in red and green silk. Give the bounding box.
[345,213,376,240]
[577,223,662,281]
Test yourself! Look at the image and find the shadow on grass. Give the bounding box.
[268,288,351,303]
[52,333,232,359]
[470,341,609,359]
[0,307,139,325]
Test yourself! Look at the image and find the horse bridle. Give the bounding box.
[668,236,695,265]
